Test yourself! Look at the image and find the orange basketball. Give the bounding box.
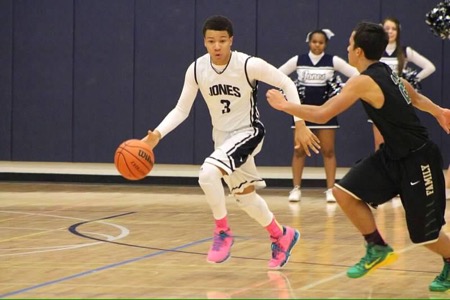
[114,139,154,180]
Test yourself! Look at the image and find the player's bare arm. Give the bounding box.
[266,75,368,123]
[403,79,450,134]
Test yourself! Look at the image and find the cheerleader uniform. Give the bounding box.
[279,51,358,129]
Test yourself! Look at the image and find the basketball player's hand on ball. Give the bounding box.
[142,130,161,149]
[437,108,450,134]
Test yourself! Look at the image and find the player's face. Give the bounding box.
[204,30,233,65]
[347,32,358,67]
[383,20,398,43]
[308,33,327,55]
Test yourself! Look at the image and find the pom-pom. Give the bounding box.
[323,75,343,100]
[402,68,422,92]
[425,0,450,39]
[293,79,306,103]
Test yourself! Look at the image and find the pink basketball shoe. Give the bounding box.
[207,229,234,263]
[268,226,300,269]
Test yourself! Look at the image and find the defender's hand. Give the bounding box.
[294,121,320,157]
[266,89,288,111]
[437,108,450,134]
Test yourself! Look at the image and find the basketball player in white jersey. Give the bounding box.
[142,15,320,269]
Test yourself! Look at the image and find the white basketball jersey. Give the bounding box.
[195,51,259,132]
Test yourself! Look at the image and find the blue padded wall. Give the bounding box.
[0,0,12,160]
[134,0,196,164]
[12,0,73,161]
[72,0,134,162]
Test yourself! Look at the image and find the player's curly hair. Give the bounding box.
[202,15,234,37]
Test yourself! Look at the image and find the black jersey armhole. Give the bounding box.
[194,59,198,85]
[244,56,257,89]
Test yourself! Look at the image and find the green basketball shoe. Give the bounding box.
[429,260,450,292]
[347,243,398,278]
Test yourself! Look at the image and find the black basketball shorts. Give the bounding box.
[336,141,446,244]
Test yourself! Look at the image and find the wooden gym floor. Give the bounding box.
[1,178,450,299]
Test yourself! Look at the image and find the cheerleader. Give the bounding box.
[279,29,358,203]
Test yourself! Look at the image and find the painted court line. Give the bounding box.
[0,210,130,256]
[0,237,211,298]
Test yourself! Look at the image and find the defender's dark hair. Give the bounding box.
[202,15,234,37]
[353,22,388,60]
[382,16,404,75]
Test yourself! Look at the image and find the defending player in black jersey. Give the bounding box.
[266,21,450,292]
[370,16,436,151]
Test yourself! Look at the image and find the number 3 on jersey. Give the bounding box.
[220,99,231,114]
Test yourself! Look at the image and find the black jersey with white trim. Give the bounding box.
[361,62,428,159]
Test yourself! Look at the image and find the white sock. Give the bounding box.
[198,163,227,220]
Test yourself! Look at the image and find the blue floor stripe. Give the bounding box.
[0,237,210,298]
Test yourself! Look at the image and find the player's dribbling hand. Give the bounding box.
[142,130,161,149]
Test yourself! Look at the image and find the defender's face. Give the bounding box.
[383,20,398,43]
[204,30,233,65]
[347,32,358,67]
